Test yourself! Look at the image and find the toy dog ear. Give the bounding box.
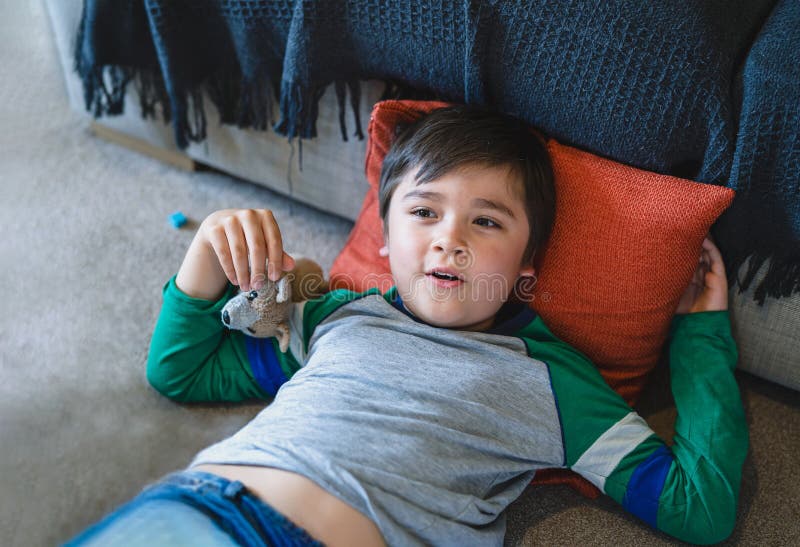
[275,323,290,353]
[276,276,290,303]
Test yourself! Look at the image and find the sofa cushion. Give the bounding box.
[729,258,800,392]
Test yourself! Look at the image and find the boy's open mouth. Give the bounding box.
[426,268,465,286]
[427,267,464,280]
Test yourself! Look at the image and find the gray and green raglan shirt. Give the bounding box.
[147,275,748,546]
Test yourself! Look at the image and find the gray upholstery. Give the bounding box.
[729,259,800,392]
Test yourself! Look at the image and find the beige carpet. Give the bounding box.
[1,2,798,546]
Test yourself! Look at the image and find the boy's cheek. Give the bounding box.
[391,235,423,259]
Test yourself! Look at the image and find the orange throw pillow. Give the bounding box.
[329,100,735,498]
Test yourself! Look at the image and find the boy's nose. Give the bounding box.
[432,234,468,260]
[438,244,467,256]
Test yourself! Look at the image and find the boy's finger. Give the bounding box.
[224,218,250,290]
[242,218,267,290]
[207,226,237,287]
[282,252,296,271]
[696,262,708,285]
[702,236,721,255]
[703,237,727,276]
[261,212,285,281]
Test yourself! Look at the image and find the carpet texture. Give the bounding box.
[0,3,798,546]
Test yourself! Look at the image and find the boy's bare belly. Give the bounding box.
[193,463,386,547]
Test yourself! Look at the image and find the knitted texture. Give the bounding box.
[74,0,798,300]
[714,0,800,303]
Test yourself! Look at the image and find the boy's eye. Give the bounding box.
[475,217,501,228]
[411,208,435,218]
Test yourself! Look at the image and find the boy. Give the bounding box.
[68,107,746,546]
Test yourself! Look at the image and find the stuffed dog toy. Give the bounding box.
[221,256,327,352]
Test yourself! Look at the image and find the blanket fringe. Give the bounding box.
[75,38,447,152]
[75,49,371,152]
[334,81,348,140]
[348,80,364,140]
[74,12,167,123]
[134,69,171,122]
[74,50,129,118]
[333,79,366,142]
[274,81,323,139]
[726,249,800,304]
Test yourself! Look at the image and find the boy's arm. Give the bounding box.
[147,209,301,403]
[536,311,746,545]
[147,275,269,402]
[634,236,744,542]
[537,236,747,544]
[655,310,747,541]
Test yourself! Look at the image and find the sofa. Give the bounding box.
[53,0,800,392]
[41,0,800,545]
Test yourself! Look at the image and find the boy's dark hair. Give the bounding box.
[378,105,555,266]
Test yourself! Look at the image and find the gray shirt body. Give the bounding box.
[191,293,564,546]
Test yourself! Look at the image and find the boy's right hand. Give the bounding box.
[675,236,728,314]
[199,209,295,293]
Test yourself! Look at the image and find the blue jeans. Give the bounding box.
[64,469,325,546]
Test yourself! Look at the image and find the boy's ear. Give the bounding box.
[513,264,538,303]
[518,264,536,278]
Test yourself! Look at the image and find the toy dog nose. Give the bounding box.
[222,310,230,325]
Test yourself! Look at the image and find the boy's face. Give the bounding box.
[382,164,535,331]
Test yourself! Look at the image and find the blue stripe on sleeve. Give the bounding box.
[244,337,288,396]
[622,444,673,528]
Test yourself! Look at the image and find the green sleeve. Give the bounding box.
[654,311,749,543]
[146,275,273,403]
[523,311,747,544]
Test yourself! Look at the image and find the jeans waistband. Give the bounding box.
[141,469,324,547]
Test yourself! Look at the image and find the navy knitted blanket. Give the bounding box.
[75,0,800,303]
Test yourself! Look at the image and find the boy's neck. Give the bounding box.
[387,288,536,336]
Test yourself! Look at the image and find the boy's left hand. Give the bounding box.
[676,236,729,314]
